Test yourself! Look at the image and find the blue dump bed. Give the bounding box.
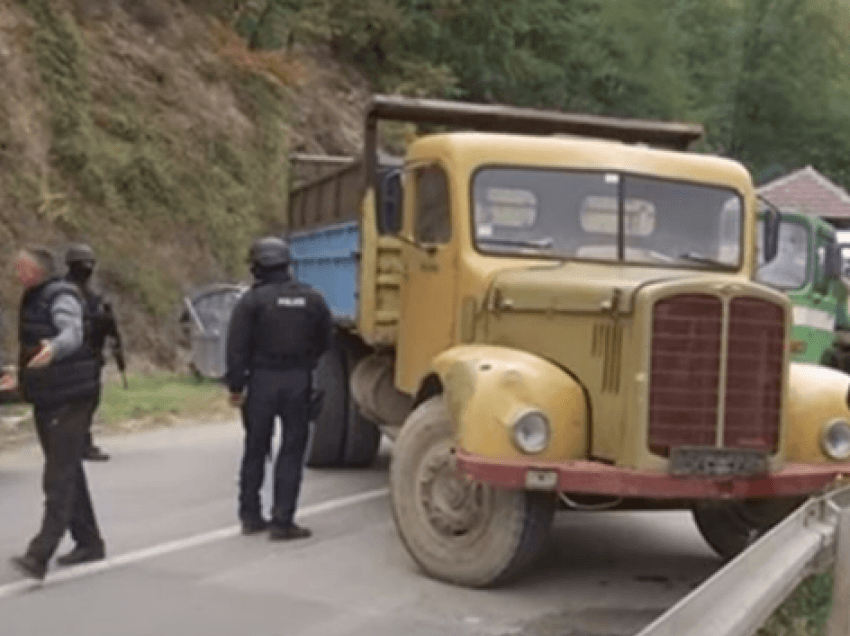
[288,222,360,323]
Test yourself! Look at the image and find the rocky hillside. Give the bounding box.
[0,0,371,365]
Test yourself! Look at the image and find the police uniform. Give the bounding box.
[225,237,332,540]
[65,243,123,462]
[13,272,105,579]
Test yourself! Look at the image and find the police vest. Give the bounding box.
[18,279,100,406]
[76,285,110,361]
[248,279,325,370]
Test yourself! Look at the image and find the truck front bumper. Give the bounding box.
[454,450,850,499]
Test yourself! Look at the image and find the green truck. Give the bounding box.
[756,208,848,366]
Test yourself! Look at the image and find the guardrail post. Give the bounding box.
[827,507,850,636]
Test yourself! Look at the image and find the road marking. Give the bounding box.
[0,487,389,600]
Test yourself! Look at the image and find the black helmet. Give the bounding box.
[248,236,291,269]
[65,243,96,266]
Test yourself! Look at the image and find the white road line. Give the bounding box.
[0,487,389,600]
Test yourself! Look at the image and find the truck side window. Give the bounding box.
[379,170,403,235]
[414,166,451,244]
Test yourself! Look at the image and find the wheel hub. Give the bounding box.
[418,447,487,537]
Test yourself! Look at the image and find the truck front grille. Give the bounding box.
[648,294,784,456]
[724,298,783,452]
[648,295,723,454]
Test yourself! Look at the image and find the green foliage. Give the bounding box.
[729,0,850,181]
[6,0,293,361]
[238,0,850,191]
[757,571,833,636]
[21,0,93,178]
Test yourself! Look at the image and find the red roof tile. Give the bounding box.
[758,166,850,220]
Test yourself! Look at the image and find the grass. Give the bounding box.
[0,372,234,451]
[96,371,232,429]
[757,572,834,636]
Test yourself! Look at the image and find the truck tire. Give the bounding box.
[390,396,556,587]
[341,408,381,467]
[692,497,803,561]
[305,343,347,467]
[340,338,381,467]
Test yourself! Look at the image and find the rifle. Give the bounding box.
[102,302,128,389]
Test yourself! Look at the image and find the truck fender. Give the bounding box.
[786,362,850,463]
[424,345,588,461]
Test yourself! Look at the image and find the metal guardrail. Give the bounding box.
[636,483,850,636]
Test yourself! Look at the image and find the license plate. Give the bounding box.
[669,446,769,477]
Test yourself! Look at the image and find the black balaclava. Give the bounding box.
[68,261,95,287]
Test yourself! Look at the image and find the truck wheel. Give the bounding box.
[341,409,381,467]
[305,343,347,467]
[340,339,381,467]
[390,396,556,587]
[692,497,803,561]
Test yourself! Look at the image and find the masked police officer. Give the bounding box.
[226,236,333,540]
[65,243,126,462]
[10,247,105,580]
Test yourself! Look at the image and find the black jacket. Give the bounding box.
[18,278,100,407]
[225,270,333,393]
[66,277,120,366]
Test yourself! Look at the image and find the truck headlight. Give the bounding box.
[511,410,550,454]
[821,419,850,460]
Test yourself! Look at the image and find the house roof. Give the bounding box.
[758,166,850,220]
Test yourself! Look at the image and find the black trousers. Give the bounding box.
[82,386,102,451]
[27,395,103,564]
[239,368,310,526]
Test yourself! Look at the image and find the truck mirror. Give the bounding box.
[825,243,843,280]
[379,169,403,235]
[761,207,780,263]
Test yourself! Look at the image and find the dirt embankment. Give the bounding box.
[0,0,371,368]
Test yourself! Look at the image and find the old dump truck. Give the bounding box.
[287,95,850,587]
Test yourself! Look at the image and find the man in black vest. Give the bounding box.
[65,243,124,462]
[226,236,332,540]
[10,247,106,580]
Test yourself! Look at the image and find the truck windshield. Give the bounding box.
[756,219,809,290]
[472,168,742,268]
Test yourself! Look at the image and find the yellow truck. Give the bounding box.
[287,96,850,587]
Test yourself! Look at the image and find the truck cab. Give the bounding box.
[755,210,844,364]
[288,96,850,588]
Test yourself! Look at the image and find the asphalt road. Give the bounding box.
[0,422,721,636]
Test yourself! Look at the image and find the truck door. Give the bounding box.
[395,164,458,393]
[808,229,840,361]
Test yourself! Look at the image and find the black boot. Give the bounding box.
[240,517,269,535]
[10,554,47,580]
[56,544,106,567]
[269,523,312,541]
[83,446,110,462]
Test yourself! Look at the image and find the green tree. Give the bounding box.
[728,0,850,185]
[229,0,850,190]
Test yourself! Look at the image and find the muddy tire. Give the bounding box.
[305,341,348,467]
[340,338,381,467]
[390,396,556,587]
[341,409,381,467]
[306,334,381,468]
[692,497,804,561]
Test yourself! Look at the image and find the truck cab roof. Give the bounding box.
[406,132,754,193]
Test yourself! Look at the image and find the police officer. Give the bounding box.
[225,236,332,540]
[10,247,105,580]
[65,243,125,462]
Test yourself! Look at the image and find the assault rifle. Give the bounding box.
[102,302,128,389]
